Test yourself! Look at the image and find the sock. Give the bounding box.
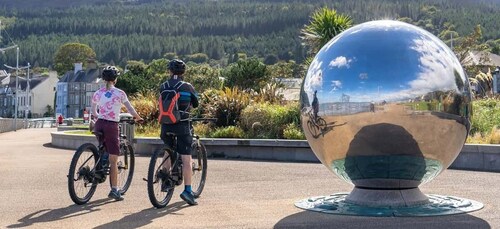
[112,186,119,192]
[184,185,192,193]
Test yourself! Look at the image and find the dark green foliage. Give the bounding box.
[301,7,353,54]
[43,105,54,117]
[0,0,498,69]
[264,54,279,65]
[185,53,209,64]
[53,42,96,74]
[470,99,500,135]
[184,64,223,93]
[116,59,167,96]
[222,58,270,91]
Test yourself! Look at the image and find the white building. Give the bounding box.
[0,71,58,118]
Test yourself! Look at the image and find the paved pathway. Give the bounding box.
[0,128,498,228]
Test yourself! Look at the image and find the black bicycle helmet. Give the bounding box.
[168,59,186,75]
[101,66,120,81]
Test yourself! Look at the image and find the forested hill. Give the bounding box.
[0,0,499,69]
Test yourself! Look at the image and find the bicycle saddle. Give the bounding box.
[164,132,177,137]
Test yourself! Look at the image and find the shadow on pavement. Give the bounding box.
[42,142,68,150]
[94,201,189,229]
[7,198,113,228]
[274,211,491,229]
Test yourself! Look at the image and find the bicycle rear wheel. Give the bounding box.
[147,147,175,208]
[68,143,99,205]
[113,142,135,194]
[191,142,207,198]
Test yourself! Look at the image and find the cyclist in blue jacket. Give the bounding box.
[159,59,199,205]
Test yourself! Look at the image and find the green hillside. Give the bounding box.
[0,0,498,69]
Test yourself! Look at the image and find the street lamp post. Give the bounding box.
[4,54,32,131]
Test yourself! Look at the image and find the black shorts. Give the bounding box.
[160,122,193,155]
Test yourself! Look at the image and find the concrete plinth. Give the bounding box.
[345,187,429,207]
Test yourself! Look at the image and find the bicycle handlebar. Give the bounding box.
[189,118,217,122]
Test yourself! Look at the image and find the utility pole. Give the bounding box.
[5,57,32,131]
[27,63,30,120]
[0,47,19,130]
[0,20,21,130]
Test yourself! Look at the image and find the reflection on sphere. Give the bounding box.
[300,20,472,190]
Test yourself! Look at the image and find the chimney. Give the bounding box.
[74,63,83,75]
[87,59,98,70]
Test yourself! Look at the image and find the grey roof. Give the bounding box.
[464,51,500,67]
[8,75,48,91]
[59,69,100,83]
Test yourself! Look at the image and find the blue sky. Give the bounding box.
[303,20,465,104]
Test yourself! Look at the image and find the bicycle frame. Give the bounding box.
[156,118,216,185]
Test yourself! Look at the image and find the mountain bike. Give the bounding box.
[306,109,327,138]
[146,118,216,208]
[67,113,137,205]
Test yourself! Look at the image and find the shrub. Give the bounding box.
[222,58,270,91]
[193,122,214,138]
[467,126,500,144]
[184,64,223,93]
[201,87,252,127]
[255,82,284,104]
[239,102,300,139]
[470,98,500,135]
[283,123,305,140]
[210,126,245,138]
[127,90,159,124]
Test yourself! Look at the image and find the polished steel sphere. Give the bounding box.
[301,20,472,194]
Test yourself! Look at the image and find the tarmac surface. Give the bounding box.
[0,128,499,229]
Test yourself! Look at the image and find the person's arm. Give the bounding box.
[123,101,141,119]
[91,91,99,118]
[190,85,199,108]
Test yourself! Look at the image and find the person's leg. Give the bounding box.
[160,124,173,171]
[181,154,192,187]
[104,121,123,201]
[178,134,196,205]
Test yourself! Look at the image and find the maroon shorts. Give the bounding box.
[94,119,120,155]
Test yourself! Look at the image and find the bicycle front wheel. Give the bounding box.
[68,143,99,205]
[147,147,175,208]
[191,142,207,198]
[113,142,135,194]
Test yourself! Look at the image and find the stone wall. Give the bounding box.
[0,118,25,133]
[51,131,500,172]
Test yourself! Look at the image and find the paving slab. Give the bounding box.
[0,128,498,228]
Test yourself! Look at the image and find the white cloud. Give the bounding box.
[329,56,353,68]
[304,58,323,97]
[359,73,368,80]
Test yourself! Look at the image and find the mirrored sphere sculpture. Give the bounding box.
[300,20,472,207]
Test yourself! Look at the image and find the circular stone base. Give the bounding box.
[295,193,483,217]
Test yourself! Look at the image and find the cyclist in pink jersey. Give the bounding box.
[91,66,143,201]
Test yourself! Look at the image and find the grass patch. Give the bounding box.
[65,130,93,135]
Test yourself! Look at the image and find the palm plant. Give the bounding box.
[300,7,353,54]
